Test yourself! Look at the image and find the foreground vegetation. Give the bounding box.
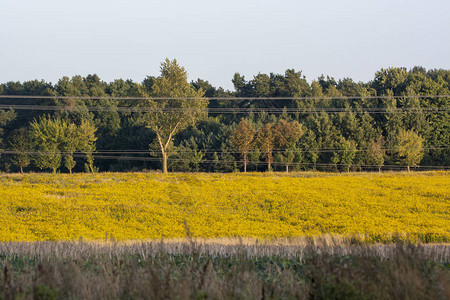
[0,171,448,242]
[0,239,448,299]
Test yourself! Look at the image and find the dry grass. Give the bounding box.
[0,238,448,299]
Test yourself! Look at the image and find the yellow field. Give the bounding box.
[0,172,448,242]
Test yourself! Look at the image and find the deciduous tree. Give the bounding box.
[30,116,97,173]
[231,119,255,172]
[0,109,16,146]
[339,137,357,173]
[274,119,303,172]
[77,120,98,173]
[30,116,66,173]
[8,128,32,173]
[368,136,385,172]
[255,123,275,171]
[143,59,208,173]
[395,129,424,172]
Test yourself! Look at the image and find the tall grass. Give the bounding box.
[0,238,448,299]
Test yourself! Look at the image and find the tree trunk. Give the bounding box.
[86,153,94,173]
[286,164,289,173]
[407,165,410,172]
[244,156,247,173]
[267,150,272,172]
[69,168,72,175]
[52,168,57,174]
[162,150,168,174]
[20,166,23,174]
[347,166,350,173]
[378,166,381,173]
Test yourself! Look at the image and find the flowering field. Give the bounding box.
[0,172,448,242]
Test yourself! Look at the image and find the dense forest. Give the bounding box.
[0,59,449,173]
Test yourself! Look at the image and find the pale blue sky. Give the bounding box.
[1,0,449,90]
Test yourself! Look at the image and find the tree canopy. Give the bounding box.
[0,63,448,173]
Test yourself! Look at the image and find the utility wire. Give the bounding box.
[2,147,449,155]
[0,95,449,101]
[3,151,448,170]
[2,151,449,170]
[0,104,448,114]
[57,154,450,170]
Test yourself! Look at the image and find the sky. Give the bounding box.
[1,0,449,91]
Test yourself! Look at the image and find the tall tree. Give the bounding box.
[8,128,32,173]
[395,129,424,172]
[77,120,98,173]
[62,122,78,174]
[30,116,66,173]
[30,116,97,173]
[367,136,386,172]
[330,152,340,172]
[339,137,357,173]
[249,148,261,171]
[251,73,271,97]
[0,109,16,146]
[274,119,303,172]
[255,123,275,171]
[143,59,208,173]
[231,119,255,172]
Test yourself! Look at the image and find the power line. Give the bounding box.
[2,150,449,170]
[0,95,449,101]
[0,104,448,114]
[2,147,449,155]
[47,154,450,170]
[81,156,450,170]
[3,150,448,170]
[42,147,450,154]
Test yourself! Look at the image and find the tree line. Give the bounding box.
[0,59,448,173]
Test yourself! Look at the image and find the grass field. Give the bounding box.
[0,240,449,299]
[1,171,448,242]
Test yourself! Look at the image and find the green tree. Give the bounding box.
[34,144,61,174]
[354,113,378,168]
[251,73,271,97]
[143,59,208,173]
[249,148,261,171]
[339,137,357,173]
[62,122,78,174]
[77,120,98,173]
[381,92,405,160]
[169,137,204,172]
[274,119,303,172]
[212,151,219,171]
[0,109,16,146]
[301,130,319,170]
[330,152,340,172]
[395,129,424,172]
[232,73,250,96]
[8,128,32,173]
[373,67,408,95]
[191,79,217,97]
[30,116,97,174]
[255,123,275,171]
[30,116,66,173]
[368,136,385,172]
